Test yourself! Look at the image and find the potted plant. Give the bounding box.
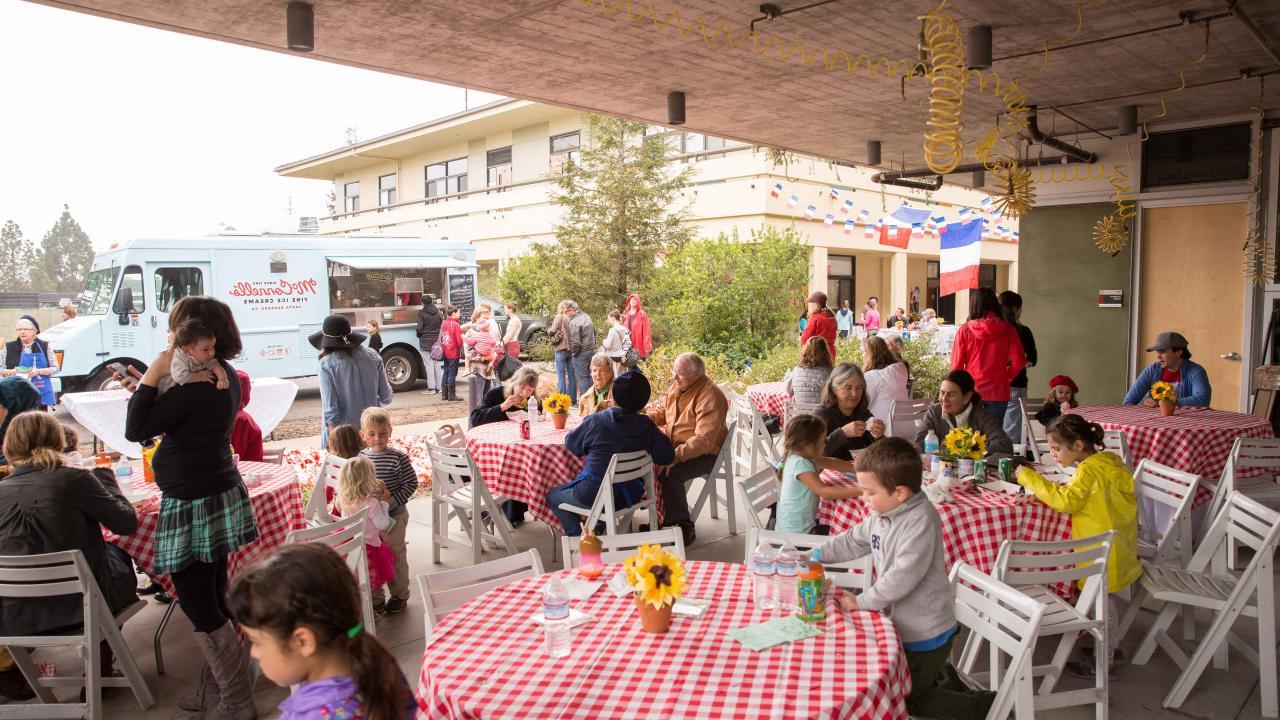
[543,392,572,429]
[1151,381,1177,416]
[941,426,987,478]
[623,543,687,633]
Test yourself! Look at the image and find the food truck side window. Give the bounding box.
[154,267,204,313]
[327,262,446,323]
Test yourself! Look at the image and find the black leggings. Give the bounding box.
[169,556,230,633]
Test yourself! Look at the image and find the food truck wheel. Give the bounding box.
[382,348,419,393]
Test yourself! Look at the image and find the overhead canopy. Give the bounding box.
[35,0,1280,172]
[327,256,477,270]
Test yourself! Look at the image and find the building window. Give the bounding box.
[683,133,726,161]
[925,260,955,322]
[426,157,468,199]
[378,173,397,207]
[343,181,360,213]
[549,131,581,173]
[826,255,855,314]
[487,147,512,188]
[643,125,681,157]
[978,264,997,290]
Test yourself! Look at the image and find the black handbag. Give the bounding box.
[495,353,522,381]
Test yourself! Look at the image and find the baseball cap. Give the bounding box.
[1145,331,1188,352]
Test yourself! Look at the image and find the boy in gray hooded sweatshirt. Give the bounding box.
[820,437,994,719]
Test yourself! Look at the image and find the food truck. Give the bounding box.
[43,234,478,393]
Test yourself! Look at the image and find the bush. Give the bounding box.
[523,333,555,363]
[901,331,950,400]
[638,344,744,400]
[740,336,863,387]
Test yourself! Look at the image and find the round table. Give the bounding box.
[1073,404,1274,479]
[416,560,911,719]
[105,460,307,595]
[815,470,1073,595]
[466,416,587,530]
[746,381,788,417]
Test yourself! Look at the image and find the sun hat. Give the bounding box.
[308,314,367,350]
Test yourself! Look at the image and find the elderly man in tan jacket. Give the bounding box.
[646,352,729,545]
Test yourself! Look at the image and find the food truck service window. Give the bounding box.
[327,260,447,327]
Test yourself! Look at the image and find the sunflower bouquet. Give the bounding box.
[942,426,987,461]
[543,393,572,415]
[623,543,687,610]
[1150,381,1176,403]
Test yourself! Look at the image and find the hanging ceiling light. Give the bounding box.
[1118,105,1138,136]
[287,2,314,53]
[866,140,882,166]
[667,91,686,126]
[966,26,992,70]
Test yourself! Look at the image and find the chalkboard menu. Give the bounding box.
[448,273,476,317]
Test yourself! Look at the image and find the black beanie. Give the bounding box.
[610,371,651,412]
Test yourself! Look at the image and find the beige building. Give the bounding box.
[276,99,1017,319]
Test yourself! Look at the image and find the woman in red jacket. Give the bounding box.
[439,305,466,402]
[799,291,837,356]
[623,293,652,359]
[950,287,1026,421]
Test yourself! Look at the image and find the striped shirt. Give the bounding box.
[359,447,418,514]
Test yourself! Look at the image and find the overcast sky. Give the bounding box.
[0,0,502,249]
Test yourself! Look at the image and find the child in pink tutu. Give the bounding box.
[336,457,397,597]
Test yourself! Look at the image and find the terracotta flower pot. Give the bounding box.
[551,412,568,429]
[635,595,673,633]
[1159,400,1177,417]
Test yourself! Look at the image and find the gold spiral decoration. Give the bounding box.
[919,4,966,174]
[991,165,1036,219]
[1245,81,1274,284]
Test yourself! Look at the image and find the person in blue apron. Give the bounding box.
[3,316,57,409]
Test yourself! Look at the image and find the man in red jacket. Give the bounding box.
[800,291,837,356]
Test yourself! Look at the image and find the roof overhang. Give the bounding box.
[327,256,477,270]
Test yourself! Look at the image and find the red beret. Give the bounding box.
[1048,375,1078,394]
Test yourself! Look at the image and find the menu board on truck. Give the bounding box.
[449,273,475,317]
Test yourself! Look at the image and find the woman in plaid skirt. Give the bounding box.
[125,296,260,720]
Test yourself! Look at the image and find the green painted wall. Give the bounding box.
[1019,203,1133,405]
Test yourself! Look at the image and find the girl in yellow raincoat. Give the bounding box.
[1014,413,1139,676]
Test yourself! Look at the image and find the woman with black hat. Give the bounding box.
[3,315,57,409]
[313,314,392,449]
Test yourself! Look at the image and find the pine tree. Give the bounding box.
[37,205,95,293]
[542,115,695,317]
[0,220,33,293]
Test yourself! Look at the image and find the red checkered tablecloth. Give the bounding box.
[466,418,587,530]
[746,382,788,417]
[105,461,306,595]
[416,561,910,719]
[816,470,1073,594]
[1073,404,1273,479]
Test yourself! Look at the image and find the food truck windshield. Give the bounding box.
[326,260,446,327]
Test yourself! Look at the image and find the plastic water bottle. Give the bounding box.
[114,457,132,483]
[752,541,777,610]
[542,576,572,658]
[775,543,799,613]
[924,429,940,455]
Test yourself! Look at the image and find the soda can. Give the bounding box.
[973,459,987,483]
[999,458,1013,484]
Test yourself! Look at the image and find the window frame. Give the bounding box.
[425,157,469,198]
[113,265,145,315]
[486,147,513,188]
[378,173,397,207]
[549,131,581,170]
[343,181,360,213]
[153,267,205,314]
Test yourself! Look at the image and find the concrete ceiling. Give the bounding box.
[30,0,1280,175]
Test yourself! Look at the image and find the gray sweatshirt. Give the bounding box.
[819,492,956,644]
[785,365,831,406]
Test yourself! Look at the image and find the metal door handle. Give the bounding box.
[151,316,157,328]
[1220,352,1241,360]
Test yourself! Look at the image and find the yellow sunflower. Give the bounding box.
[1150,381,1176,403]
[943,426,987,460]
[623,544,687,609]
[543,393,572,414]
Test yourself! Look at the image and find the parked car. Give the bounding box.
[478,297,550,356]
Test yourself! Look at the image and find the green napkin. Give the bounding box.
[728,615,823,651]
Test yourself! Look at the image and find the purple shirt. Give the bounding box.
[278,676,415,719]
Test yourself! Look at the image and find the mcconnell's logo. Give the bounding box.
[228,278,319,298]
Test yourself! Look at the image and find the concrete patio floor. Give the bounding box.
[14,418,1274,719]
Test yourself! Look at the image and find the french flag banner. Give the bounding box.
[939,219,983,296]
[770,182,783,198]
[843,218,855,234]
[829,187,840,201]
[911,222,924,238]
[879,223,912,249]
[804,204,817,220]
[858,208,871,222]
[864,222,877,239]
[842,198,855,213]
[958,207,971,217]
[823,212,835,225]
[787,194,799,209]
[931,215,946,232]
[980,195,992,208]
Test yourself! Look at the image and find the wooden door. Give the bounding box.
[1138,203,1246,410]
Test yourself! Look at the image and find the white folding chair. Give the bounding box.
[426,438,519,565]
[0,551,155,718]
[1018,397,1047,463]
[304,454,348,527]
[731,394,778,477]
[744,527,872,591]
[734,467,780,532]
[1125,492,1280,717]
[261,447,284,465]
[560,528,685,569]
[287,507,377,633]
[959,532,1112,717]
[717,381,738,412]
[1133,460,1202,569]
[690,419,737,533]
[783,399,820,427]
[416,549,544,640]
[555,451,658,536]
[949,562,1048,720]
[1202,438,1280,568]
[1102,430,1131,470]
[887,398,930,439]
